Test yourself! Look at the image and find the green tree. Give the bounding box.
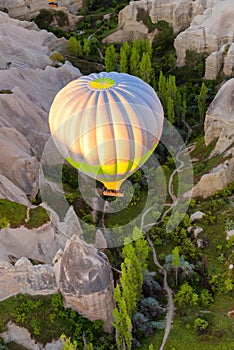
[149,345,154,350]
[67,37,77,56]
[120,42,130,73]
[132,227,149,270]
[83,38,90,57]
[139,52,152,84]
[76,40,83,57]
[172,246,180,285]
[105,45,118,72]
[60,334,77,350]
[113,284,132,350]
[167,96,175,124]
[121,248,142,315]
[157,70,167,107]
[197,82,208,125]
[174,282,199,306]
[129,46,140,76]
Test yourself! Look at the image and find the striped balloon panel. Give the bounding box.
[49,72,164,189]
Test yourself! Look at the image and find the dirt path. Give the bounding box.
[140,117,192,349]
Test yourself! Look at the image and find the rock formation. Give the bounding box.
[174,0,234,77]
[0,205,83,264]
[0,11,67,70]
[0,61,81,203]
[1,322,63,350]
[0,235,114,332]
[204,78,234,155]
[103,0,214,44]
[56,235,115,332]
[0,0,83,19]
[192,78,234,198]
[0,257,58,301]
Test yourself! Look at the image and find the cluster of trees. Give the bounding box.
[67,37,91,58]
[105,40,153,85]
[112,227,164,350]
[104,41,208,127]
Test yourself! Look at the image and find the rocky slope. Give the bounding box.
[174,0,234,78]
[192,78,234,198]
[0,11,66,70]
[0,0,83,19]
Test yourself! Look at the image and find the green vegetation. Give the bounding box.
[0,294,114,349]
[0,199,26,228]
[0,89,12,94]
[25,207,50,229]
[0,200,49,230]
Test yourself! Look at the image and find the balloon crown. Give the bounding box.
[89,77,115,90]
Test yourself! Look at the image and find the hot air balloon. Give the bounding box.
[48,72,164,196]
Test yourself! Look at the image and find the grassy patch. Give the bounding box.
[141,294,234,349]
[25,207,50,229]
[0,89,12,94]
[0,199,26,228]
[105,189,148,227]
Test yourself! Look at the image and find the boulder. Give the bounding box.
[57,235,115,332]
[226,230,234,240]
[1,322,41,350]
[187,225,203,238]
[190,211,206,222]
[192,158,234,198]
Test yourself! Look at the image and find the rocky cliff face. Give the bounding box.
[0,0,83,19]
[192,78,234,198]
[0,11,66,70]
[57,235,115,332]
[103,0,213,44]
[174,0,234,78]
[0,12,72,203]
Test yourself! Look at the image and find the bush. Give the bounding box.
[0,217,8,229]
[194,317,209,335]
[34,9,53,30]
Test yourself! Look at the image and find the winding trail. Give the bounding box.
[140,116,192,350]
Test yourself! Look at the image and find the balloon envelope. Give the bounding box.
[48,72,164,192]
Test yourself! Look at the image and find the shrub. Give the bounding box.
[194,317,209,335]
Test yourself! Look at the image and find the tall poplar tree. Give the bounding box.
[139,52,152,84]
[67,37,78,56]
[105,45,118,72]
[172,246,180,285]
[167,96,175,124]
[198,82,208,126]
[83,38,91,57]
[113,284,132,350]
[129,46,140,76]
[120,42,130,73]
